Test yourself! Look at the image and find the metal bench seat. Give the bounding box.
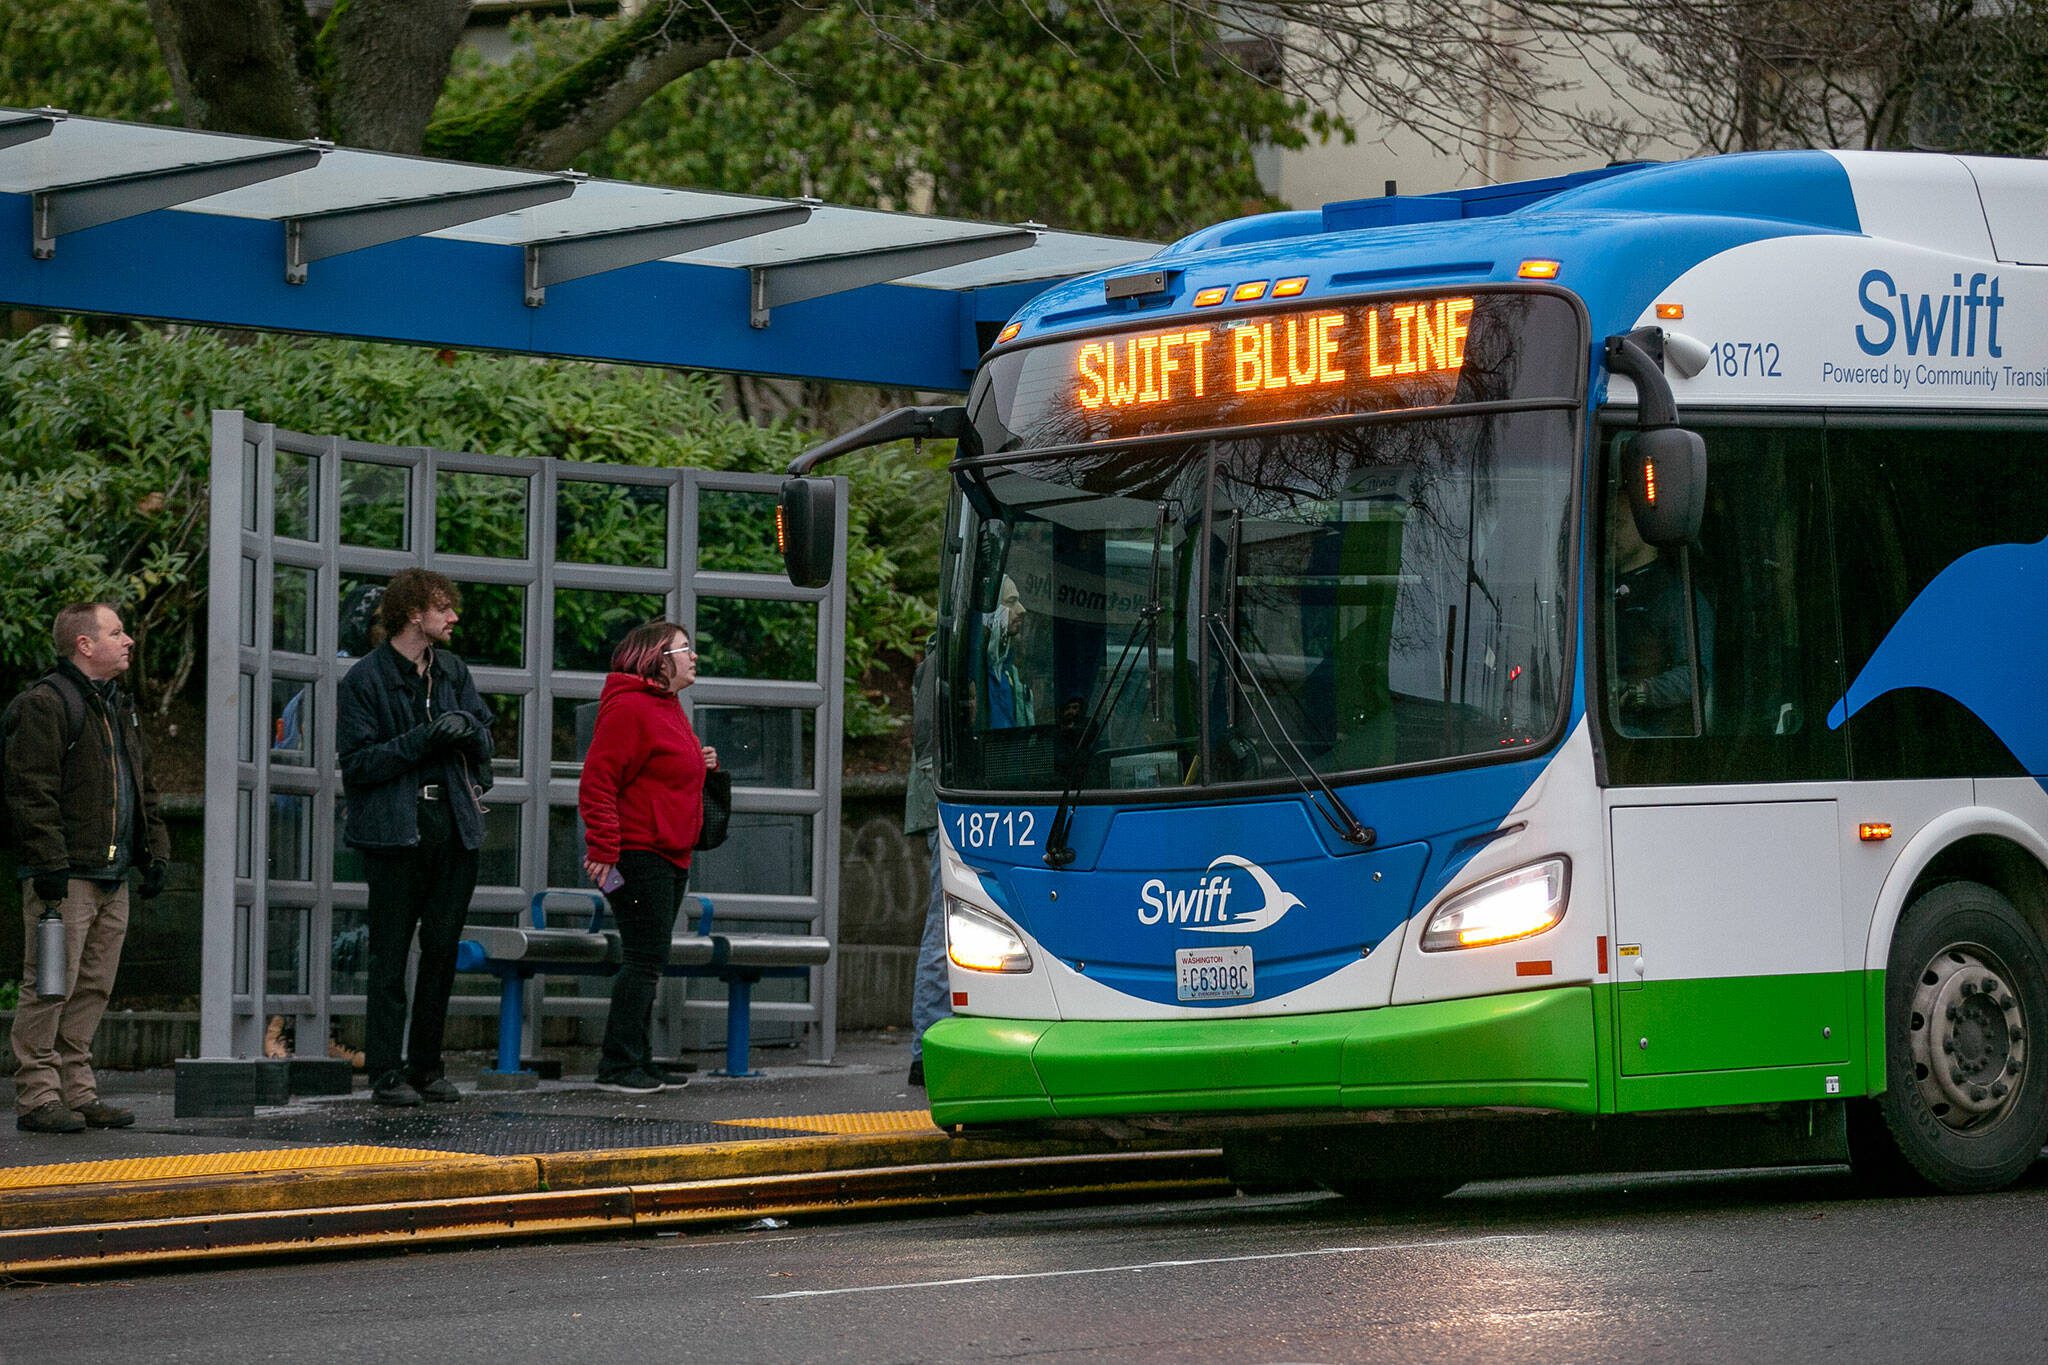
[459,891,830,1081]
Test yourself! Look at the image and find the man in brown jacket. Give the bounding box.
[4,603,170,1134]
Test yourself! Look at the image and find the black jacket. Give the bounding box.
[336,642,494,850]
[3,660,169,877]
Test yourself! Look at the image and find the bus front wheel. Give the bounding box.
[1853,881,2048,1193]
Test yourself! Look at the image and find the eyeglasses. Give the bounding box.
[663,644,696,657]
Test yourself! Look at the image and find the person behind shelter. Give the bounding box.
[5,603,169,1134]
[1610,493,1715,736]
[336,568,493,1107]
[983,574,1035,728]
[903,633,949,1088]
[579,620,719,1095]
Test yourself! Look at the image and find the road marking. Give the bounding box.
[757,1233,1539,1299]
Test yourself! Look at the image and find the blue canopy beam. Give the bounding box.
[749,226,1040,328]
[524,200,813,307]
[28,144,321,260]
[285,175,579,285]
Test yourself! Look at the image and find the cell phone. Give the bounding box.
[599,867,624,893]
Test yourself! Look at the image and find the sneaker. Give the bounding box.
[76,1100,136,1129]
[413,1075,461,1104]
[594,1071,663,1095]
[659,1074,690,1092]
[371,1071,422,1107]
[16,1101,85,1134]
[908,1057,925,1088]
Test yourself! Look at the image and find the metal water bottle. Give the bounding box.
[34,908,69,1000]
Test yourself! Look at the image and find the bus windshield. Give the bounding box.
[940,407,1578,795]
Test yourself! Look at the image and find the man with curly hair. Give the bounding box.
[336,568,494,1107]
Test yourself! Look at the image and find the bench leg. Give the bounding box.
[477,969,539,1090]
[714,974,760,1078]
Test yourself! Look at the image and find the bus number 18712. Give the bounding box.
[952,810,1037,849]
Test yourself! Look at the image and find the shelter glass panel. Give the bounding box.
[551,694,602,777]
[275,448,318,541]
[557,479,668,568]
[478,804,522,886]
[268,792,314,883]
[691,814,811,896]
[437,470,530,559]
[696,598,817,682]
[272,565,315,656]
[482,693,524,778]
[266,905,306,995]
[554,588,668,672]
[238,673,256,764]
[697,489,782,574]
[270,680,314,768]
[696,704,814,788]
[338,572,390,660]
[340,461,409,549]
[452,581,526,668]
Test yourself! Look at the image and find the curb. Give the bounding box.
[0,1134,1229,1275]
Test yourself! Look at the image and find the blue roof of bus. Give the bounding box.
[1001,150,1864,348]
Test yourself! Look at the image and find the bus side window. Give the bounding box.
[1604,450,1711,740]
[1599,424,1848,786]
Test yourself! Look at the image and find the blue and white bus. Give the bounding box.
[782,150,2048,1196]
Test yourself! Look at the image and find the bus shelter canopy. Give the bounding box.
[0,108,1159,391]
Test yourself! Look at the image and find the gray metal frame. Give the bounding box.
[201,412,847,1063]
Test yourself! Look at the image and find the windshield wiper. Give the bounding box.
[1206,614,1376,847]
[1043,500,1170,868]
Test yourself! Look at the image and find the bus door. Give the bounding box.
[1597,422,1856,1101]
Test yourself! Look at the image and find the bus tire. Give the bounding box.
[1854,880,2048,1194]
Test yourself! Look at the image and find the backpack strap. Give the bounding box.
[31,669,89,754]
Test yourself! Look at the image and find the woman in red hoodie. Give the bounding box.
[579,619,718,1094]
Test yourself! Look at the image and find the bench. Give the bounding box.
[455,890,832,1081]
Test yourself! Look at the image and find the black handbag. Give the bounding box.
[696,768,732,851]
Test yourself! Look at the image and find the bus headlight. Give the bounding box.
[1420,858,1570,952]
[947,898,1034,973]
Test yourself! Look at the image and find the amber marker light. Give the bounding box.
[1232,280,1269,302]
[1859,822,1894,842]
[1517,259,1561,280]
[1192,286,1229,307]
[1656,303,1685,320]
[996,321,1022,344]
[1272,276,1309,297]
[774,503,787,555]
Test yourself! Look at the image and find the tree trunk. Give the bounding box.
[145,0,320,139]
[325,0,472,153]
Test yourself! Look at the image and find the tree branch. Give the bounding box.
[425,0,816,169]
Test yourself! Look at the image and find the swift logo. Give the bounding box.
[1137,854,1304,934]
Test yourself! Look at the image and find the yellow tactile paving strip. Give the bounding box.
[715,1109,938,1136]
[0,1146,476,1190]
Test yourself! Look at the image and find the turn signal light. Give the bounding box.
[1859,822,1893,841]
[1518,259,1561,280]
[996,321,1021,344]
[1272,277,1309,297]
[1656,303,1685,320]
[774,503,787,554]
[1232,280,1269,302]
[1193,286,1229,307]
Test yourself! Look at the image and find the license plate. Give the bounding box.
[1175,945,1254,1002]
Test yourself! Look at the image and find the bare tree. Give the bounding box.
[1606,0,2048,154]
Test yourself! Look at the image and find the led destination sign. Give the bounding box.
[1075,297,1474,411]
[971,289,1580,452]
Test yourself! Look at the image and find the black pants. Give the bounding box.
[361,800,479,1081]
[599,850,689,1081]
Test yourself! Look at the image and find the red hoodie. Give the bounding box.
[579,671,707,867]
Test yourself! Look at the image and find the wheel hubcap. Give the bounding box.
[1908,943,2027,1131]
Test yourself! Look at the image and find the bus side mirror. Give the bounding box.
[1625,426,1707,548]
[777,477,838,588]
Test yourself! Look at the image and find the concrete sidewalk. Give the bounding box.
[0,1034,1227,1275]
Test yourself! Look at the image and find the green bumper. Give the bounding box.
[923,987,1599,1127]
